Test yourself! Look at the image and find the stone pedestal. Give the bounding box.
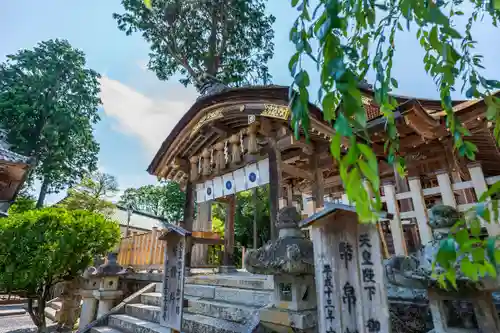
[93,289,123,318]
[245,207,317,333]
[79,289,98,328]
[428,289,500,333]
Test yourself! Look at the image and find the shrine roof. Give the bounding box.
[147,85,325,178]
[0,146,32,165]
[148,83,499,184]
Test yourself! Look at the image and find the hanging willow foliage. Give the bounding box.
[288,0,500,287]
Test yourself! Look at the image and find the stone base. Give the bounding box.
[219,266,237,274]
[259,307,317,333]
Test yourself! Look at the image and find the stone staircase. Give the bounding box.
[91,273,274,333]
[44,297,62,322]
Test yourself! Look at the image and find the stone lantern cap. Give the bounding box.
[244,206,314,276]
[93,253,125,277]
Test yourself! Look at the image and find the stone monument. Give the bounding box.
[245,206,317,333]
[385,204,500,332]
[300,203,391,333]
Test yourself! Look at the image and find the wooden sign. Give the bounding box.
[301,204,390,333]
[160,233,186,331]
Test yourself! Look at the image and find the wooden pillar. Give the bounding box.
[393,164,412,212]
[252,188,258,249]
[222,195,236,271]
[183,180,196,271]
[408,176,433,244]
[310,154,325,211]
[436,170,457,208]
[383,182,407,255]
[191,201,211,267]
[268,140,281,241]
[469,163,500,236]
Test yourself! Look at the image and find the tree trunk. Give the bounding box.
[36,178,49,208]
[27,298,43,330]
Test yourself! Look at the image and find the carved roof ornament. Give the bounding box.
[261,104,291,120]
[195,73,228,98]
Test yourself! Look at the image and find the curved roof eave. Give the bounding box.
[147,85,323,176]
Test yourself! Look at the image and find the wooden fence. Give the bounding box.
[117,228,225,270]
[117,227,164,270]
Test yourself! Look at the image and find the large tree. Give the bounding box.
[113,0,275,87]
[58,171,119,215]
[0,208,120,332]
[288,1,500,284]
[0,39,101,207]
[118,182,185,223]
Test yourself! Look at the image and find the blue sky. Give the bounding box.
[1,1,500,204]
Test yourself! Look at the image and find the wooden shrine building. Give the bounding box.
[0,129,33,215]
[147,83,500,268]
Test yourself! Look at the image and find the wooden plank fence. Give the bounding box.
[117,227,164,270]
[117,228,225,270]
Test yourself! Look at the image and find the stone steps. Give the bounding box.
[92,273,273,333]
[44,306,59,322]
[186,297,259,323]
[184,284,272,307]
[108,313,171,333]
[44,298,62,323]
[183,312,247,333]
[140,291,263,323]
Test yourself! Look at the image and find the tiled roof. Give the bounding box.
[0,146,31,164]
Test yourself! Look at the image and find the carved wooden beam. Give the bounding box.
[211,121,232,136]
[277,135,314,155]
[281,163,314,180]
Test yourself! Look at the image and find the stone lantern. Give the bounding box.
[92,253,125,319]
[245,206,317,333]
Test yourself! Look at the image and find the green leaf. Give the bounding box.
[390,78,398,88]
[472,247,485,262]
[455,228,469,247]
[358,159,378,188]
[334,113,353,136]
[289,53,300,76]
[487,237,497,266]
[322,92,336,121]
[144,0,152,9]
[479,181,500,202]
[429,26,440,50]
[487,103,497,121]
[330,132,342,159]
[442,26,462,39]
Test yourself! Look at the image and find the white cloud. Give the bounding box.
[99,75,198,156]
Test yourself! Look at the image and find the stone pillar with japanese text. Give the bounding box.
[159,227,188,332]
[300,204,390,333]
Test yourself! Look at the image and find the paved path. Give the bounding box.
[0,313,38,333]
[0,313,56,333]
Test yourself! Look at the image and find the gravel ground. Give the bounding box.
[0,314,56,333]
